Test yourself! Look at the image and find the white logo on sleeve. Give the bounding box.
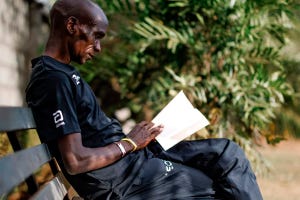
[72,74,80,85]
[53,110,65,128]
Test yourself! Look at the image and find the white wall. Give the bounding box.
[0,0,29,106]
[0,0,49,106]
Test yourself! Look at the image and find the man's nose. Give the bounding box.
[94,40,101,52]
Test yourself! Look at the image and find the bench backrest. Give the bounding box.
[0,107,69,199]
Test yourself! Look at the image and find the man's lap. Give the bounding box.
[75,138,262,200]
[126,157,216,199]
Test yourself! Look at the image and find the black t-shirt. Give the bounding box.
[26,56,124,147]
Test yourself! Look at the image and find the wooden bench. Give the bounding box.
[0,106,81,200]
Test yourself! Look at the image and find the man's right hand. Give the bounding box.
[126,121,164,151]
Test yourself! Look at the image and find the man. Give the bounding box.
[26,0,263,199]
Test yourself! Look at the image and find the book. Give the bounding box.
[152,91,210,150]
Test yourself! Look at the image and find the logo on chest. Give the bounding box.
[72,74,80,85]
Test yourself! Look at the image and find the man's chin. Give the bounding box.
[75,58,87,65]
[72,56,92,64]
[80,57,93,64]
[79,60,86,64]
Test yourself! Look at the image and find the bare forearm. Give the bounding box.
[58,122,163,175]
[65,144,119,175]
[58,134,134,175]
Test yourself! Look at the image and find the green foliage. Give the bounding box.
[0,133,12,158]
[76,0,300,173]
[85,0,298,142]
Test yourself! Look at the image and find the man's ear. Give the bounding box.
[66,16,79,35]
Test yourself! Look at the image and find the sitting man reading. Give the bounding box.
[25,0,263,199]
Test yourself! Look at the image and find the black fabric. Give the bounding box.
[156,139,263,200]
[26,56,263,200]
[26,56,124,146]
[125,156,216,200]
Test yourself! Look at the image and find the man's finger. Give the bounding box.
[144,121,154,129]
[150,125,164,136]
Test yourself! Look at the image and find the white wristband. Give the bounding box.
[114,141,126,157]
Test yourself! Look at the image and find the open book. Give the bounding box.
[152,91,209,150]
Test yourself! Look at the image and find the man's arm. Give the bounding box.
[58,121,163,175]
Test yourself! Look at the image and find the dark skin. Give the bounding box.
[44,0,164,175]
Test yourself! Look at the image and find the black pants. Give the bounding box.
[82,138,263,200]
[151,138,263,200]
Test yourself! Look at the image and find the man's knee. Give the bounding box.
[214,138,252,173]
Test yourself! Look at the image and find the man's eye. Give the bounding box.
[95,33,105,39]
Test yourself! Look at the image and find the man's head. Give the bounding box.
[47,0,108,64]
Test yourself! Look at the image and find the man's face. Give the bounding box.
[71,19,107,64]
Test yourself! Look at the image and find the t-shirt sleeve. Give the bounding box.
[28,72,81,142]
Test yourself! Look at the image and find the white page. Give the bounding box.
[152,91,209,150]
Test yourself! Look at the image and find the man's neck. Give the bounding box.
[44,36,71,64]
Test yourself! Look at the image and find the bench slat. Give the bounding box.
[0,106,79,199]
[0,143,51,195]
[0,107,36,132]
[30,176,67,200]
